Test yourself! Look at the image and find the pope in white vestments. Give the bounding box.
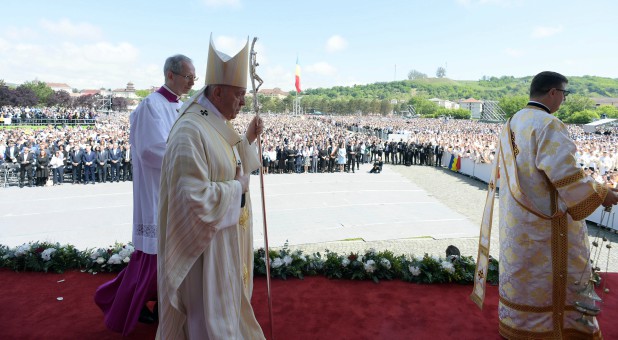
[157,36,265,339]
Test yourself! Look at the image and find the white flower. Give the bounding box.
[408,265,421,276]
[431,255,441,263]
[118,245,135,258]
[15,244,31,257]
[357,255,364,263]
[123,257,130,263]
[90,251,101,260]
[107,254,122,265]
[380,258,391,269]
[283,255,293,266]
[441,261,455,274]
[41,248,57,262]
[341,258,350,267]
[2,255,9,260]
[364,259,376,273]
[96,257,105,264]
[271,257,283,268]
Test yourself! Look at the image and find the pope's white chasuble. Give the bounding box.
[157,95,264,340]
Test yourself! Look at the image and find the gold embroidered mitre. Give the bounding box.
[205,34,249,88]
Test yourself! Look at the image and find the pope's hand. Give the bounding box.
[235,165,249,193]
[246,115,264,144]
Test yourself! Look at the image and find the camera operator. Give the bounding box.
[369,156,383,174]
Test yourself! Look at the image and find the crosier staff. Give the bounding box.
[250,36,274,339]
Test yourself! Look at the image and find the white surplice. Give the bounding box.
[130,88,181,254]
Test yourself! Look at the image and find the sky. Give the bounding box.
[0,0,616,92]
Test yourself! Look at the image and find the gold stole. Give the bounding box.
[470,131,501,309]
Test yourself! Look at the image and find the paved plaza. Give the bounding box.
[2,162,617,271]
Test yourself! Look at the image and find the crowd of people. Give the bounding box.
[1,105,98,125]
[1,112,130,187]
[2,109,618,188]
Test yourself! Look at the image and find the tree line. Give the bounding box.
[0,80,129,111]
[3,75,618,124]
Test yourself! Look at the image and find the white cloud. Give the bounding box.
[326,35,348,52]
[504,47,524,57]
[40,18,103,41]
[4,26,38,41]
[203,0,241,8]
[531,25,563,38]
[306,62,337,76]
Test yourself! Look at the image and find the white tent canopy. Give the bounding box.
[583,118,617,133]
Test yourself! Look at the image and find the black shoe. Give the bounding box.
[138,306,155,324]
[153,302,159,322]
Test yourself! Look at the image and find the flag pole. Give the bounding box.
[249,37,274,339]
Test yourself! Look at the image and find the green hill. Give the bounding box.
[301,75,618,102]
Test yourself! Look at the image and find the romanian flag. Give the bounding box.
[449,155,461,171]
[295,57,301,93]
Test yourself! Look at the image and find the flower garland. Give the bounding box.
[0,241,500,285]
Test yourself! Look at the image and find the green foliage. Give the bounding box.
[499,95,529,118]
[596,105,618,118]
[0,242,86,273]
[558,94,596,116]
[135,89,151,98]
[408,69,427,80]
[1,241,500,286]
[22,80,54,105]
[564,110,600,124]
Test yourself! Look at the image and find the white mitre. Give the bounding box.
[179,34,250,115]
[205,34,249,88]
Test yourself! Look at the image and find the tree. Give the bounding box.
[596,105,618,119]
[379,99,393,116]
[408,69,428,80]
[74,94,97,108]
[0,84,14,106]
[22,80,53,105]
[13,85,38,106]
[47,90,72,107]
[408,96,439,116]
[559,94,595,115]
[112,97,129,111]
[436,67,446,78]
[564,110,599,124]
[499,95,529,118]
[135,89,151,99]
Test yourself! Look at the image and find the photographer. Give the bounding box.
[369,156,383,174]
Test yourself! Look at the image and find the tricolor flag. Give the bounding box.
[295,57,301,93]
[449,155,461,171]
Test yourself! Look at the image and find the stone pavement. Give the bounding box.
[1,162,617,272]
[278,164,618,273]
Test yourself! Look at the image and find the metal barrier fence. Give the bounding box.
[0,117,96,127]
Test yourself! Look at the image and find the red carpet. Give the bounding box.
[0,269,617,339]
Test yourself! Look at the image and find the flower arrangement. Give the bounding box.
[83,242,135,274]
[0,241,499,285]
[0,242,86,273]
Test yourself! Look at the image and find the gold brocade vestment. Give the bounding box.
[474,107,608,339]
